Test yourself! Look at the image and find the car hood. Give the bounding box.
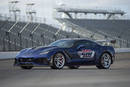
[31,46,58,52]
[18,46,58,56]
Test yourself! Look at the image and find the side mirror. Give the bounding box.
[77,45,86,50]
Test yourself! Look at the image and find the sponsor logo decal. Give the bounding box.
[78,49,95,58]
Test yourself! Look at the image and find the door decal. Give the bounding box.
[77,49,95,58]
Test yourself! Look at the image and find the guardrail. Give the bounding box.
[0,48,130,59]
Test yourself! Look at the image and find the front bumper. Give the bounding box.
[14,57,50,66]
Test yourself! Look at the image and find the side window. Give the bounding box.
[75,41,85,47]
[89,41,97,47]
[75,40,97,47]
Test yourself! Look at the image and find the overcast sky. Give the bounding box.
[0,0,130,24]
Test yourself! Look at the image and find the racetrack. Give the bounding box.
[0,53,130,87]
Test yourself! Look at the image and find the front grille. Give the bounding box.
[18,58,49,64]
[34,58,49,64]
[18,58,33,62]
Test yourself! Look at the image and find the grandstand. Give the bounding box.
[55,7,130,48]
[0,16,81,51]
[0,2,130,51]
[0,1,86,52]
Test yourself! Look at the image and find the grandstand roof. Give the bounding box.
[56,7,125,15]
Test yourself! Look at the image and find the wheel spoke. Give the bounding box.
[102,53,111,68]
[54,53,65,69]
[104,57,109,61]
[54,58,58,62]
[59,60,63,65]
[104,61,108,66]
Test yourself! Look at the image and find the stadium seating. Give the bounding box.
[62,19,130,47]
[0,20,81,51]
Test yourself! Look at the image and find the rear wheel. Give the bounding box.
[68,65,80,69]
[50,53,65,69]
[96,53,112,69]
[20,66,33,69]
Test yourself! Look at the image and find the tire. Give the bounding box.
[68,65,80,69]
[96,53,112,69]
[50,53,65,69]
[20,66,33,69]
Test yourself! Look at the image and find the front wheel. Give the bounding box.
[50,53,65,69]
[96,53,112,69]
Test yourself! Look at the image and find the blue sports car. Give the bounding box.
[14,38,115,69]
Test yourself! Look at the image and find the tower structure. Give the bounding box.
[9,0,20,21]
[26,3,36,22]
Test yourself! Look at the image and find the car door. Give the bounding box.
[69,40,99,64]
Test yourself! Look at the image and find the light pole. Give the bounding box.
[9,0,20,21]
[41,33,44,46]
[3,38,5,51]
[18,32,22,50]
[53,35,57,41]
[118,36,122,48]
[26,3,36,22]
[6,31,11,51]
[14,38,17,51]
[30,33,34,47]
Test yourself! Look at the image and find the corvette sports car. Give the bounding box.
[14,38,115,69]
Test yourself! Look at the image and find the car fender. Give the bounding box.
[48,48,71,65]
[95,46,115,64]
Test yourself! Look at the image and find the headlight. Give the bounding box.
[39,51,50,55]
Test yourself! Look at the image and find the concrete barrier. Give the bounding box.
[115,48,130,53]
[0,48,130,59]
[0,52,19,59]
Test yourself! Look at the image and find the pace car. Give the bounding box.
[14,38,115,69]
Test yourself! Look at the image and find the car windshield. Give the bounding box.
[49,40,75,48]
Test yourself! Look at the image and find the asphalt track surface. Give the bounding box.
[0,53,130,87]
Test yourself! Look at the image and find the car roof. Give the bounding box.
[60,38,93,41]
